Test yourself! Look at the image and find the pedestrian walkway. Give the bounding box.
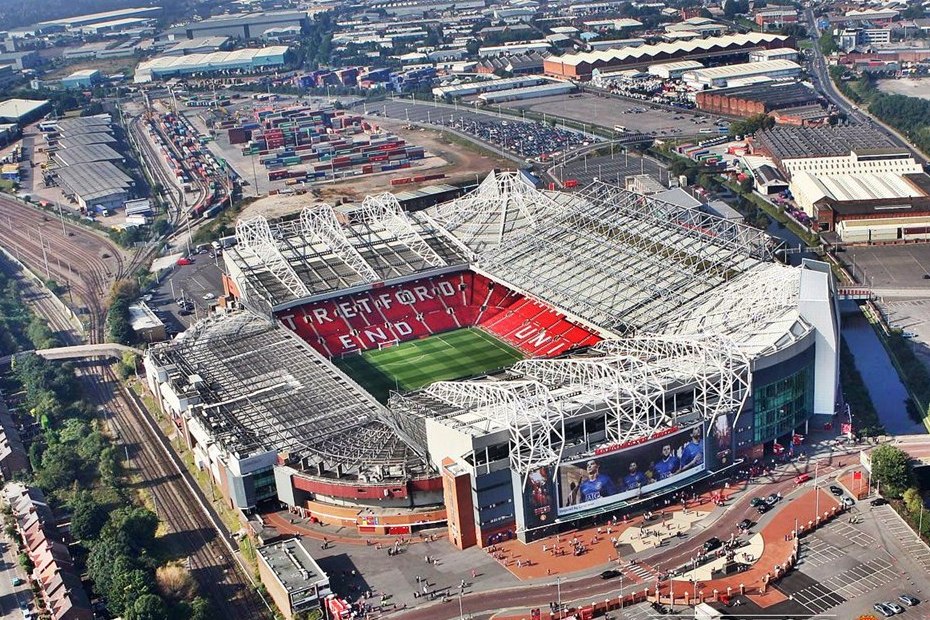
[621,561,659,584]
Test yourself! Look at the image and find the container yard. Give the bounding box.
[215,104,428,185]
[145,110,235,218]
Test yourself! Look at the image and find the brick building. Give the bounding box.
[695,82,820,118]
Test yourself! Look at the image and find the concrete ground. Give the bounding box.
[877,77,930,101]
[149,250,225,335]
[501,92,728,137]
[550,149,666,188]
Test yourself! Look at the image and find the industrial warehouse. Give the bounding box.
[753,126,930,242]
[543,32,792,79]
[134,46,292,82]
[144,173,838,549]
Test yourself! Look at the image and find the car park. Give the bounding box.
[874,602,895,617]
[898,594,919,606]
[829,485,844,496]
[427,115,593,159]
[871,497,887,506]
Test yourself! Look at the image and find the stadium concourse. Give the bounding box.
[144,171,840,554]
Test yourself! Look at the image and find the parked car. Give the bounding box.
[601,569,621,579]
[874,602,895,617]
[795,473,811,484]
[11,577,23,586]
[871,497,887,506]
[898,594,919,606]
[842,496,855,508]
[829,485,844,496]
[765,493,780,505]
[885,601,904,614]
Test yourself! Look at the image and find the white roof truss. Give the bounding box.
[358,193,447,268]
[236,215,311,299]
[299,204,379,282]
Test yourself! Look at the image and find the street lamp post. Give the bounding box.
[458,589,464,620]
[814,460,821,522]
[557,577,562,618]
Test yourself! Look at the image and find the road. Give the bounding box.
[393,456,855,620]
[0,537,33,619]
[804,9,927,164]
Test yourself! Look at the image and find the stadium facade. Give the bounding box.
[144,173,839,547]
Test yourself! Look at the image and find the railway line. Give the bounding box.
[0,197,267,618]
[81,365,269,619]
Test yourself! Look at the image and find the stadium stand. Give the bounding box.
[278,270,599,357]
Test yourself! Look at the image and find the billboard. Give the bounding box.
[706,413,734,472]
[522,466,557,529]
[556,426,706,515]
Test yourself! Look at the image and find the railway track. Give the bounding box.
[1,198,267,618]
[81,365,269,619]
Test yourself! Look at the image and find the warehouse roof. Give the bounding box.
[136,45,290,79]
[648,60,704,73]
[0,99,49,123]
[683,59,800,81]
[57,132,117,147]
[55,161,133,201]
[550,32,788,68]
[54,143,123,166]
[708,81,819,107]
[796,170,928,205]
[755,125,896,160]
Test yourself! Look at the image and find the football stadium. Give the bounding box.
[143,172,839,547]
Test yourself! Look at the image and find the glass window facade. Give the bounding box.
[752,363,814,444]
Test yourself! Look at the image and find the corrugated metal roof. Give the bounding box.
[552,32,789,67]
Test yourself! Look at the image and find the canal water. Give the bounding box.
[842,307,926,435]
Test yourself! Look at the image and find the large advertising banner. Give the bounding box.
[706,413,734,472]
[556,426,706,515]
[522,466,557,529]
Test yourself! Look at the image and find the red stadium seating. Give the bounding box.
[276,271,600,357]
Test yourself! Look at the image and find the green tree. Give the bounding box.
[70,492,109,541]
[126,593,168,620]
[904,487,923,515]
[101,506,159,554]
[870,444,912,498]
[188,597,213,620]
[466,39,480,56]
[819,31,838,55]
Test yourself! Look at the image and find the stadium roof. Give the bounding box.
[150,311,432,479]
[550,32,788,68]
[229,173,778,334]
[227,194,469,312]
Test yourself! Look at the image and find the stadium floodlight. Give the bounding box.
[424,380,564,486]
[299,204,379,282]
[358,193,448,268]
[236,215,311,299]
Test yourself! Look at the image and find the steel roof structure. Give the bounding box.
[228,198,469,312]
[218,173,817,484]
[150,312,431,480]
[390,333,750,483]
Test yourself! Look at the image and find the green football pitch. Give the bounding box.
[334,328,524,402]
